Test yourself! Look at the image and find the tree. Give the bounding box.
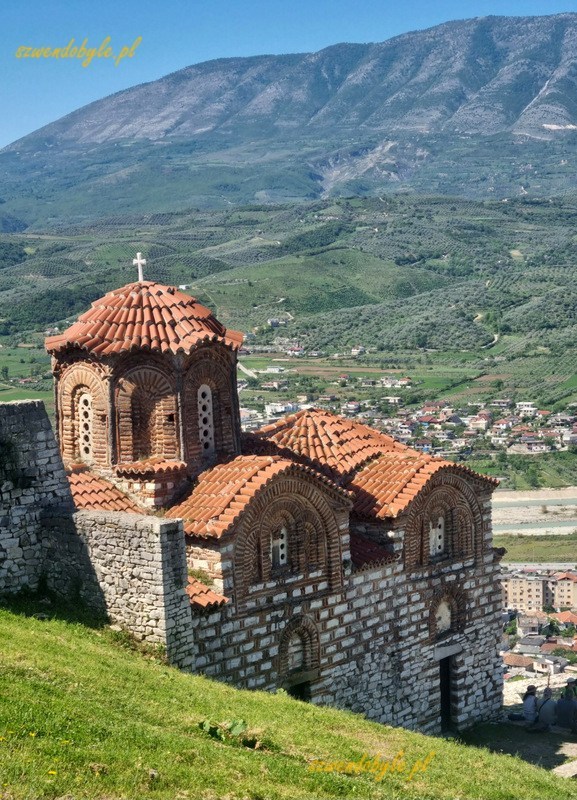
[0,366,8,382]
[547,618,561,636]
[505,618,517,636]
[525,464,540,488]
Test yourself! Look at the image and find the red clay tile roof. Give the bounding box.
[540,642,577,654]
[45,281,243,356]
[251,408,497,519]
[554,573,577,583]
[349,531,396,570]
[115,458,187,478]
[349,452,498,519]
[185,577,228,610]
[551,611,577,625]
[503,653,534,668]
[166,454,350,538]
[255,408,408,479]
[68,468,143,513]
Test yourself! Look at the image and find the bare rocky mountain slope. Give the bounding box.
[8,13,577,145]
[3,13,577,225]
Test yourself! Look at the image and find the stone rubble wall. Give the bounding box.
[1,400,194,670]
[41,511,194,668]
[0,400,72,594]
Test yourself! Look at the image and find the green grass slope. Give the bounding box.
[0,599,575,800]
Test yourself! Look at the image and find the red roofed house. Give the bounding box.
[42,268,504,735]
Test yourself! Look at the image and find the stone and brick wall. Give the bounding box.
[1,399,504,734]
[0,400,72,594]
[186,490,503,734]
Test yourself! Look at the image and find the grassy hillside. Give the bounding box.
[0,596,575,800]
[466,452,577,491]
[494,532,577,563]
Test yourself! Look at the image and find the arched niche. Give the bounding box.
[429,587,467,640]
[115,365,178,462]
[233,472,343,602]
[404,474,483,570]
[278,615,320,700]
[57,362,108,467]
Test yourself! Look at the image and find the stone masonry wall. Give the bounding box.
[0,400,72,594]
[0,400,195,671]
[42,511,194,669]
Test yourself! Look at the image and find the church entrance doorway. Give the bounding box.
[286,680,311,701]
[439,656,453,731]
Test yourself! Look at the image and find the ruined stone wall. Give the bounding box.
[42,511,194,669]
[0,400,72,594]
[187,494,503,734]
[0,400,195,670]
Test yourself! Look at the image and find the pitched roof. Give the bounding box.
[349,453,497,519]
[185,577,228,611]
[166,454,350,538]
[349,531,396,570]
[551,611,577,625]
[68,468,142,513]
[503,653,534,668]
[554,573,577,583]
[540,642,577,654]
[255,408,407,479]
[45,281,243,357]
[252,408,497,519]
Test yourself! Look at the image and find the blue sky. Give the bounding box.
[2,0,577,148]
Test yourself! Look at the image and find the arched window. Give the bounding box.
[132,387,156,460]
[287,633,305,672]
[429,515,446,558]
[271,525,288,569]
[197,384,215,459]
[77,391,93,464]
[435,599,452,635]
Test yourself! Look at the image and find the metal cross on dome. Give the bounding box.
[133,252,146,282]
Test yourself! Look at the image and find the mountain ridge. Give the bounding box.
[6,12,577,149]
[4,13,577,224]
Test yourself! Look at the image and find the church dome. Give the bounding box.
[45,280,243,356]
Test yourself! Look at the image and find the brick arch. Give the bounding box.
[429,585,468,640]
[233,471,344,601]
[303,517,326,572]
[403,471,484,570]
[183,346,239,469]
[278,615,320,681]
[115,365,178,462]
[58,362,108,466]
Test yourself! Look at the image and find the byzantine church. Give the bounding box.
[44,259,504,733]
